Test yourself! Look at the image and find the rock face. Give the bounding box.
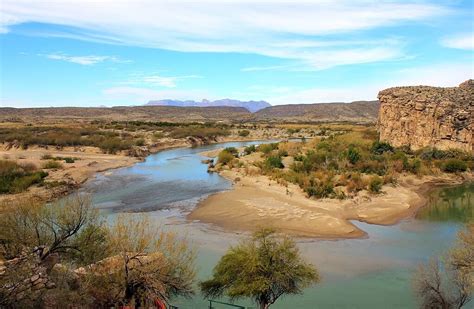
[378,80,473,152]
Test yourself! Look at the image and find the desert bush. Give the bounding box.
[346,173,365,193]
[371,141,394,155]
[134,138,145,146]
[356,159,387,176]
[244,145,256,155]
[346,146,361,165]
[258,143,279,155]
[0,160,48,194]
[442,159,468,173]
[63,157,75,163]
[217,150,235,165]
[42,160,63,169]
[224,147,238,155]
[368,176,383,193]
[238,129,250,137]
[278,149,288,157]
[170,126,229,139]
[41,154,53,160]
[418,147,468,160]
[305,178,334,198]
[265,156,284,169]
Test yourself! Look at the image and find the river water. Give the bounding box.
[81,140,473,309]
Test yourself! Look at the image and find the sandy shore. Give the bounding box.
[188,164,472,239]
[0,136,275,206]
[0,145,140,205]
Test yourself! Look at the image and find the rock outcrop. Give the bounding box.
[378,80,473,152]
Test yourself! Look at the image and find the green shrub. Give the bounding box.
[41,154,53,160]
[42,160,63,169]
[217,150,235,165]
[294,154,304,161]
[238,130,250,137]
[265,156,284,169]
[135,138,145,146]
[244,145,256,155]
[405,159,422,174]
[371,141,394,155]
[441,159,468,173]
[368,176,383,193]
[419,148,466,160]
[224,147,238,155]
[63,157,75,163]
[0,160,47,193]
[98,138,131,154]
[258,143,278,155]
[357,159,387,175]
[347,147,361,165]
[277,149,288,157]
[305,179,334,198]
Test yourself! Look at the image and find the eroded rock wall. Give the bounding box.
[378,80,473,152]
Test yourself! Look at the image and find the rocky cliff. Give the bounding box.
[378,80,473,152]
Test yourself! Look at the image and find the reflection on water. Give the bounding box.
[417,182,473,222]
[80,141,473,309]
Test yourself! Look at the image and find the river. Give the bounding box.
[81,140,473,309]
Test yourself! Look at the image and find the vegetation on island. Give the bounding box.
[214,126,473,200]
[0,121,231,155]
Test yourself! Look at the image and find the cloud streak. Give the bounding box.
[41,53,129,65]
[1,0,450,69]
[441,33,474,50]
[123,74,202,88]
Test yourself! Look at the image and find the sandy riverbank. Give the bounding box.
[188,163,472,239]
[0,145,140,205]
[0,136,276,206]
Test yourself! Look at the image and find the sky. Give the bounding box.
[0,0,472,107]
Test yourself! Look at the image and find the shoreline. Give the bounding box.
[188,164,473,239]
[0,136,278,206]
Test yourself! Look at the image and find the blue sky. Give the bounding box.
[0,0,472,107]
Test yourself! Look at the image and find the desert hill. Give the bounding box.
[1,101,381,123]
[255,101,379,123]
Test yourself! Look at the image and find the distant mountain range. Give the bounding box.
[146,99,271,112]
[1,100,380,123]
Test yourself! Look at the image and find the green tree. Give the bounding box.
[346,147,361,165]
[200,228,319,309]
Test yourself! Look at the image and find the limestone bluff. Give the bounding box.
[378,80,473,153]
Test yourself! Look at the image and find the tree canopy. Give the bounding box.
[200,228,319,309]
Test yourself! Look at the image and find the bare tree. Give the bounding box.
[80,214,196,308]
[414,224,473,309]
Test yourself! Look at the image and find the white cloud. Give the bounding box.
[123,74,202,88]
[1,0,449,69]
[41,53,129,65]
[263,62,473,104]
[441,33,474,50]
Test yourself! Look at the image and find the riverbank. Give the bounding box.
[188,161,473,238]
[0,136,281,206]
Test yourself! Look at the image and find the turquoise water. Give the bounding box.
[82,141,473,309]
